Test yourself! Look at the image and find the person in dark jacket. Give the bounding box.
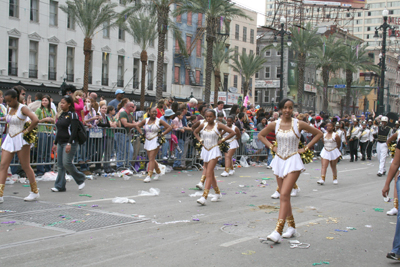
[51,95,86,192]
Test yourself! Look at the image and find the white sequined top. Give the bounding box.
[323,132,338,151]
[275,118,300,160]
[7,104,28,137]
[223,124,237,143]
[144,118,160,140]
[201,122,220,151]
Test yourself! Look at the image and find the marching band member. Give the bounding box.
[347,118,361,162]
[377,116,391,177]
[359,121,371,161]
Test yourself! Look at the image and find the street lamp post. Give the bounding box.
[273,16,292,103]
[373,8,396,115]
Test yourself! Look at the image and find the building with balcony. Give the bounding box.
[1,0,174,105]
[172,7,205,100]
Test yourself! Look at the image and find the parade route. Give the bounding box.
[0,158,398,266]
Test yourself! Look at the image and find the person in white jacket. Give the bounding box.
[359,121,371,161]
[347,119,361,162]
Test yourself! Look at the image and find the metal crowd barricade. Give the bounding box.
[77,126,129,170]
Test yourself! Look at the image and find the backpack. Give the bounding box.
[77,120,87,145]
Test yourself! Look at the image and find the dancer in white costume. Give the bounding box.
[193,110,235,205]
[258,99,322,243]
[220,116,241,177]
[318,122,341,185]
[0,88,39,203]
[137,108,172,183]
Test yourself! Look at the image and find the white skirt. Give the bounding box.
[320,148,341,161]
[229,140,239,150]
[144,138,160,151]
[201,146,222,163]
[270,153,305,179]
[2,133,30,153]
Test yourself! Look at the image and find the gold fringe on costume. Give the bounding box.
[275,219,286,235]
[230,166,234,170]
[202,189,210,199]
[0,184,4,197]
[30,182,39,194]
[200,175,206,183]
[271,141,313,164]
[333,175,337,181]
[214,186,221,194]
[321,175,326,181]
[155,165,161,174]
[395,198,399,209]
[225,167,229,172]
[293,183,298,189]
[148,171,153,178]
[287,215,296,229]
[276,186,280,193]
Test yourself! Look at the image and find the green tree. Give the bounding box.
[60,0,118,94]
[124,14,158,110]
[289,23,321,112]
[121,0,186,102]
[174,0,250,104]
[311,35,344,114]
[230,52,267,98]
[341,42,380,114]
[208,42,234,105]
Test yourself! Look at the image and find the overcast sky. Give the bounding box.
[233,0,266,26]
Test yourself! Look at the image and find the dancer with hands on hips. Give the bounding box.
[258,99,322,243]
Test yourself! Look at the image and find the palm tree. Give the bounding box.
[124,14,158,110]
[208,42,234,105]
[230,52,267,98]
[121,0,186,102]
[174,0,250,104]
[289,23,321,112]
[311,35,344,114]
[60,0,118,94]
[341,42,380,114]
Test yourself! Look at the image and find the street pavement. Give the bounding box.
[0,156,399,267]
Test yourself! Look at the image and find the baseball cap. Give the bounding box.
[115,89,125,95]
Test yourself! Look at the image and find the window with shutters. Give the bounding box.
[196,39,201,57]
[187,12,192,25]
[197,13,203,27]
[174,66,180,83]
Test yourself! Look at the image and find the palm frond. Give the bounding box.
[125,13,157,51]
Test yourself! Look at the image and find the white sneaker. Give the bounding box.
[267,230,282,243]
[170,155,176,159]
[271,191,280,199]
[228,169,235,175]
[162,156,168,160]
[0,197,3,203]
[387,207,398,216]
[211,193,222,202]
[144,176,151,183]
[24,192,40,202]
[197,196,206,205]
[196,182,204,190]
[266,165,272,169]
[290,187,300,197]
[282,227,297,238]
[221,171,229,177]
[317,179,325,185]
[153,174,160,180]
[78,182,85,190]
[333,179,338,185]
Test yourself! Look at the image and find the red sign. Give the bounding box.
[389,17,400,26]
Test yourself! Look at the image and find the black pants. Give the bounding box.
[360,141,369,160]
[367,140,374,159]
[349,139,359,160]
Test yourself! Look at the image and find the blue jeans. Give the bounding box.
[54,143,85,190]
[115,132,133,169]
[36,132,54,174]
[265,147,273,166]
[392,177,400,255]
[162,142,170,158]
[173,139,185,167]
[76,142,89,171]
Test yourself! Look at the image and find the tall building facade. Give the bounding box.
[2,0,173,104]
[172,7,205,100]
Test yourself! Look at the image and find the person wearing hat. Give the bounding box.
[314,116,322,129]
[108,89,125,112]
[160,109,175,160]
[377,116,391,176]
[359,121,371,161]
[390,121,400,137]
[347,118,361,162]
